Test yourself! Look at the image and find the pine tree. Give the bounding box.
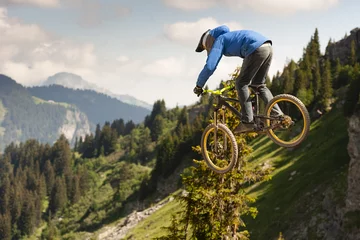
[74,137,78,152]
[81,134,95,158]
[175,106,190,137]
[145,99,166,131]
[64,171,73,202]
[49,177,67,215]
[282,68,294,94]
[333,58,342,88]
[94,123,102,155]
[294,69,306,95]
[111,119,125,136]
[70,175,81,204]
[18,191,36,236]
[312,62,322,98]
[311,28,321,61]
[320,59,333,110]
[124,120,136,135]
[26,169,37,192]
[78,136,83,152]
[99,124,117,156]
[350,39,357,66]
[44,160,55,195]
[52,134,72,176]
[0,154,11,178]
[0,213,11,240]
[138,127,152,163]
[38,174,47,201]
[0,175,10,215]
[151,115,165,142]
[34,193,42,226]
[9,182,22,225]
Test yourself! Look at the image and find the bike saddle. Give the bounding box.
[249,84,265,94]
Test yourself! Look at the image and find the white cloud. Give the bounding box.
[241,0,339,14]
[162,0,217,10]
[0,0,59,8]
[0,0,131,27]
[162,0,339,14]
[0,7,97,85]
[164,17,242,46]
[116,55,130,64]
[141,57,185,78]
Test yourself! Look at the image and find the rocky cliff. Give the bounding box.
[58,106,91,145]
[326,27,360,64]
[344,110,360,239]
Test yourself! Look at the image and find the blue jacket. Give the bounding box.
[196,25,271,87]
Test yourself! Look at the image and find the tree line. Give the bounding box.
[75,119,136,158]
[269,29,360,116]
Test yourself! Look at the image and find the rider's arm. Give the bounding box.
[196,37,224,88]
[210,25,229,38]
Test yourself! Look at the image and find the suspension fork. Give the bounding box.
[221,106,227,150]
[213,106,228,155]
[214,110,218,154]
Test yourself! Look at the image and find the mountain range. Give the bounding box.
[42,72,153,110]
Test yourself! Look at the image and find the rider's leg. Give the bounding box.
[235,43,272,123]
[250,44,283,116]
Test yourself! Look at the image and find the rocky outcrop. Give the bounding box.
[344,111,360,239]
[97,196,175,240]
[346,111,360,212]
[326,27,360,64]
[58,107,91,145]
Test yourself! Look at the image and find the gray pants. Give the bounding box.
[235,43,281,122]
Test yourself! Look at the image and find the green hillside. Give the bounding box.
[0,74,70,149]
[120,106,349,239]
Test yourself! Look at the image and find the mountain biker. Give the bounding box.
[193,25,280,133]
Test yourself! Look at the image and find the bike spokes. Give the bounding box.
[203,125,235,171]
[265,95,310,147]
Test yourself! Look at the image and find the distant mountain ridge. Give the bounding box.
[0,74,151,152]
[28,84,150,128]
[0,74,91,151]
[42,72,153,110]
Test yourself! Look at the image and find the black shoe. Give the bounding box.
[234,121,256,133]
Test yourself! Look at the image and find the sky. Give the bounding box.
[0,0,359,108]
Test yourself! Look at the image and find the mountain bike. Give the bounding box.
[200,82,310,174]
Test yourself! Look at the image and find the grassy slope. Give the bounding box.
[32,96,72,108]
[124,107,349,239]
[244,106,349,239]
[123,194,182,240]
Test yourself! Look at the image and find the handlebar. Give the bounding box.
[202,84,235,96]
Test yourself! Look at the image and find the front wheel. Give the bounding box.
[201,123,238,174]
[265,94,310,148]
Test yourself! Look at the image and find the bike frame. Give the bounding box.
[204,86,275,130]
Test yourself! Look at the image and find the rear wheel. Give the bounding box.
[264,94,310,148]
[201,123,238,174]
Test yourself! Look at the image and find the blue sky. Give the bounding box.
[0,0,358,107]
